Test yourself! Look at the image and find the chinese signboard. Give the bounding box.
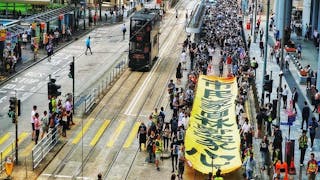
[185,75,241,174]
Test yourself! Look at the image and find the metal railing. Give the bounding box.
[74,54,128,116]
[32,124,60,170]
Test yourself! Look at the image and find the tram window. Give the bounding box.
[130,42,144,51]
[131,20,145,31]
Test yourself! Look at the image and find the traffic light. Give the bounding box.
[68,62,74,79]
[263,79,273,93]
[47,78,61,98]
[8,97,16,123]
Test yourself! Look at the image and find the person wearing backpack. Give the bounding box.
[40,111,49,139]
[299,130,308,166]
[171,136,179,173]
[154,134,163,171]
[177,126,185,145]
[121,24,126,40]
[137,122,147,151]
[147,130,156,163]
[170,117,178,138]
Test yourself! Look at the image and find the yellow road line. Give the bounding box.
[0,133,10,145]
[123,122,141,148]
[89,120,111,146]
[21,142,35,157]
[2,132,28,158]
[72,118,94,144]
[106,120,126,147]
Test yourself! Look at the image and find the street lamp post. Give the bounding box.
[261,0,270,106]
[99,0,102,21]
[277,0,287,127]
[253,0,257,43]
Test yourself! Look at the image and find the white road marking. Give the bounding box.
[41,174,91,179]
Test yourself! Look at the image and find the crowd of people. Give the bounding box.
[135,0,263,179]
[30,95,74,145]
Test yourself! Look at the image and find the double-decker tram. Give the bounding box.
[129,8,160,71]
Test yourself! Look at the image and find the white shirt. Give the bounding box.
[31,110,36,123]
[235,104,243,116]
[180,52,187,63]
[208,47,214,57]
[241,123,251,134]
[282,87,289,96]
[65,100,72,111]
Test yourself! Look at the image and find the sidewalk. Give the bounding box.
[243,6,320,179]
[0,6,138,86]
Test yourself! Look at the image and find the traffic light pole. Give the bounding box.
[73,56,75,115]
[261,0,270,106]
[277,0,286,127]
[14,94,18,164]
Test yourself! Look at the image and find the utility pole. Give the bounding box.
[253,0,257,43]
[84,5,86,30]
[73,57,75,114]
[261,0,270,106]
[277,0,286,127]
[99,0,102,21]
[15,96,18,164]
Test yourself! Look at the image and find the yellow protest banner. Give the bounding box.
[185,75,241,175]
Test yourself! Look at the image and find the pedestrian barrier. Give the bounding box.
[84,89,97,114]
[32,124,60,170]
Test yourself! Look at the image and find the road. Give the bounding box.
[0,15,128,157]
[0,0,244,179]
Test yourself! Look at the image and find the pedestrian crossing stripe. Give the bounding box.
[89,120,111,146]
[106,120,126,147]
[21,142,35,157]
[2,132,28,158]
[0,133,10,145]
[123,122,141,148]
[72,118,94,144]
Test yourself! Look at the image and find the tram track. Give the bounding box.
[100,1,190,179]
[44,70,145,179]
[40,5,185,179]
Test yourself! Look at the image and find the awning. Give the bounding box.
[23,6,76,23]
[6,25,26,36]
[0,0,50,5]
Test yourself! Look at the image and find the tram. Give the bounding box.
[129,8,160,71]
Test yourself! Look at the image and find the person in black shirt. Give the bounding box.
[170,137,179,173]
[302,101,310,130]
[137,122,147,151]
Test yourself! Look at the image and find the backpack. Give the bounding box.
[173,144,179,155]
[177,130,184,141]
[49,118,55,128]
